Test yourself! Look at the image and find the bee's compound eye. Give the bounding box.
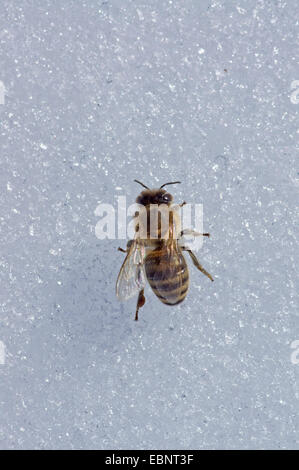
[162,193,171,202]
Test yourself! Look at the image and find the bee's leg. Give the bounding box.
[180,229,210,237]
[171,201,187,212]
[135,289,145,321]
[118,240,134,253]
[183,248,214,282]
[171,201,187,211]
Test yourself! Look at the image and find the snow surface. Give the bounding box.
[0,0,298,450]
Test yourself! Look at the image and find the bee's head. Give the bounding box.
[134,180,181,206]
[136,188,173,206]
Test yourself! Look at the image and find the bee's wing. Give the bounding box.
[116,241,146,301]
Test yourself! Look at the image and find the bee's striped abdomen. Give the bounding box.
[145,247,189,305]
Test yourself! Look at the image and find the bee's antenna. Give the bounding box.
[134,179,150,190]
[160,181,181,189]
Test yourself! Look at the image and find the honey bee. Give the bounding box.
[116,180,214,320]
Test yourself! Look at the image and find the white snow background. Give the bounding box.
[0,0,298,449]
